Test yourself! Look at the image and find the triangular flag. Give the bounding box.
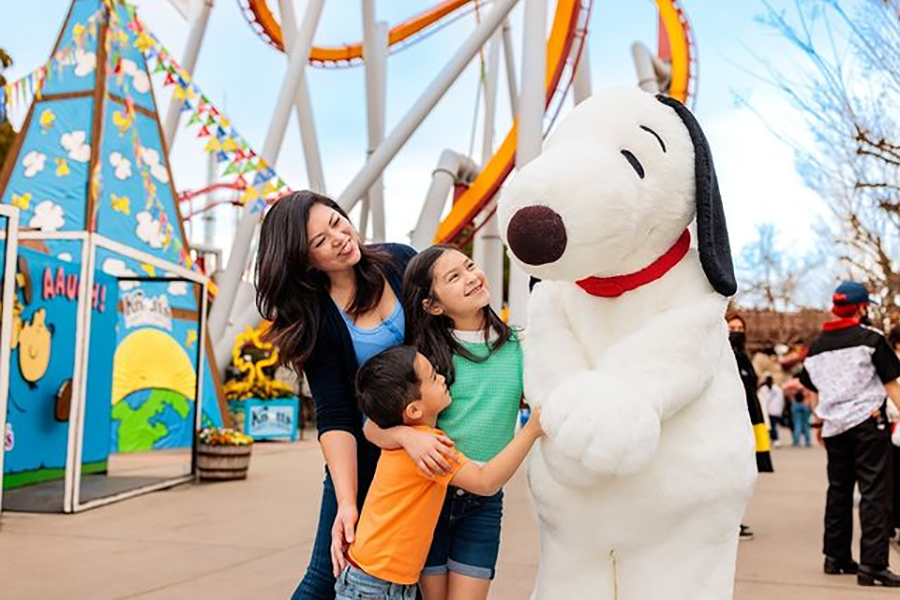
[222,161,241,176]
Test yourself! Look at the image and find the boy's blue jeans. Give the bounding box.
[335,565,417,600]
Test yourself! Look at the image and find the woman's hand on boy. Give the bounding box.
[331,502,358,577]
[401,428,457,477]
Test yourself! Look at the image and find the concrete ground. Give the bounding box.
[1,428,899,599]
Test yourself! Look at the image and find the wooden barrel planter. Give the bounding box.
[197,443,253,481]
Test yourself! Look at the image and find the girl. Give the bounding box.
[255,191,452,599]
[366,244,523,600]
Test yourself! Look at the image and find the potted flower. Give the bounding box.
[224,325,300,442]
[197,427,254,481]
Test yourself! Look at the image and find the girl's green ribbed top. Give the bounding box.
[437,332,523,463]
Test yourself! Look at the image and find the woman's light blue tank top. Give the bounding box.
[338,300,405,367]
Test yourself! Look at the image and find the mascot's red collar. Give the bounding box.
[576,229,691,298]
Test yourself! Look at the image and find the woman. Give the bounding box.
[255,191,453,598]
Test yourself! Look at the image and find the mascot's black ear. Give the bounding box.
[656,95,737,297]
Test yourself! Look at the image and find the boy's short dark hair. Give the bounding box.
[356,346,422,429]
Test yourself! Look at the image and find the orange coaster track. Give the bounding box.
[238,0,696,243]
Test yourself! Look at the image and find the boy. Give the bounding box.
[334,345,542,600]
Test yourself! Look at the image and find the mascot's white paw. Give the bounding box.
[542,370,660,477]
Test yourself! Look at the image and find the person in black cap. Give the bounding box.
[800,281,900,587]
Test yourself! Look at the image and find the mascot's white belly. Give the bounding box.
[526,281,756,600]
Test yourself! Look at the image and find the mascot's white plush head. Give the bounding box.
[499,87,736,296]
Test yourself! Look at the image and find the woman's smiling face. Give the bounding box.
[306,202,362,272]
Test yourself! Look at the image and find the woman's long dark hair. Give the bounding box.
[402,244,512,386]
[255,190,393,372]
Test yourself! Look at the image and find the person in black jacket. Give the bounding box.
[255,191,453,599]
[727,313,773,542]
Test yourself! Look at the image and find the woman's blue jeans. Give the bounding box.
[292,472,339,599]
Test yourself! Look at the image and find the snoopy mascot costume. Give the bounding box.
[498,88,757,600]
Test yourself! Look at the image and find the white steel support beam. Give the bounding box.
[216,282,261,373]
[509,0,547,328]
[163,0,213,149]
[481,31,501,165]
[0,207,19,514]
[631,42,669,93]
[474,204,504,313]
[209,0,324,348]
[501,18,519,116]
[573,37,593,104]
[362,3,389,242]
[337,0,520,213]
[412,150,463,250]
[203,150,216,247]
[474,31,504,313]
[279,0,326,193]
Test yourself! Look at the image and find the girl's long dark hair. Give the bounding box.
[402,244,512,386]
[255,190,393,372]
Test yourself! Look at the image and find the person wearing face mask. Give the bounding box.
[727,312,773,542]
[800,281,900,587]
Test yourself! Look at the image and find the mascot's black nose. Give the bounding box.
[506,205,567,266]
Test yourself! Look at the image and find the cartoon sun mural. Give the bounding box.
[112,328,196,405]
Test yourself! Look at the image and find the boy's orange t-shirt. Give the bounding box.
[348,426,468,585]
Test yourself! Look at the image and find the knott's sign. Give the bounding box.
[122,290,172,331]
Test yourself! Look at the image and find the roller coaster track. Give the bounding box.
[237,0,696,244]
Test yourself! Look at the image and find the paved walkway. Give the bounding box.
[1,429,898,599]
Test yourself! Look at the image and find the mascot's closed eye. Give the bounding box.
[620,149,645,179]
[640,125,667,152]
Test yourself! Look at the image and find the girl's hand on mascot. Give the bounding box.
[524,406,544,439]
[401,428,457,477]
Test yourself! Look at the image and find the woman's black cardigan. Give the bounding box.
[303,243,417,501]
